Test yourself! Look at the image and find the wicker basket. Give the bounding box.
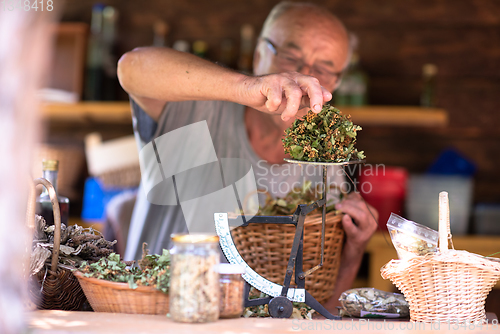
[97,164,141,188]
[27,178,88,311]
[231,210,344,304]
[381,192,500,323]
[73,271,169,315]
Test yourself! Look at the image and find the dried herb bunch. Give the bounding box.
[79,243,171,293]
[257,181,340,216]
[30,215,117,276]
[282,105,365,162]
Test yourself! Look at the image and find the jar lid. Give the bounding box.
[216,263,246,275]
[171,233,219,243]
[42,159,59,171]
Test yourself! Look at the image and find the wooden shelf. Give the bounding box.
[42,102,131,124]
[42,102,448,127]
[343,106,448,127]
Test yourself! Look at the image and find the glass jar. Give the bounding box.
[218,264,246,318]
[169,234,220,323]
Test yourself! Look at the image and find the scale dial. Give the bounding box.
[214,213,305,303]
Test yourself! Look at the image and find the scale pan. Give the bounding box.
[283,158,366,166]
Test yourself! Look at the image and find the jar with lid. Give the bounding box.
[217,263,246,318]
[169,234,220,323]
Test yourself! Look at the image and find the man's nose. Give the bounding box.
[297,63,313,76]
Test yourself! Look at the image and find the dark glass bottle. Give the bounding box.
[421,63,438,108]
[84,4,105,100]
[35,160,70,226]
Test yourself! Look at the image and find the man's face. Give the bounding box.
[253,10,350,131]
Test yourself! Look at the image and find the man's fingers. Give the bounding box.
[341,214,358,237]
[256,72,332,119]
[264,86,283,112]
[301,81,323,113]
[336,193,377,229]
[322,86,333,102]
[294,74,330,113]
[281,83,303,121]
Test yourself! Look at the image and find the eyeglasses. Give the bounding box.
[262,37,343,86]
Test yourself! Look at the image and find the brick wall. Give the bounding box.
[61,0,500,203]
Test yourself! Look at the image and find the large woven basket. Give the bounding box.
[27,178,87,311]
[73,271,169,315]
[231,210,344,304]
[97,164,141,188]
[381,192,500,323]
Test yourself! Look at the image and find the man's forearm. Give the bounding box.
[117,47,246,103]
[323,241,366,311]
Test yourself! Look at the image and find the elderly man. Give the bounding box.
[117,1,378,310]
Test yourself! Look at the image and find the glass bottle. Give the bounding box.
[237,24,254,74]
[169,234,220,323]
[218,264,246,318]
[192,40,208,59]
[84,3,105,100]
[334,52,368,106]
[420,63,438,108]
[35,160,70,226]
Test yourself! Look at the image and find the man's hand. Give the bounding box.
[240,71,332,121]
[336,192,378,250]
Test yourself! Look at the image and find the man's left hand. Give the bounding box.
[336,192,378,250]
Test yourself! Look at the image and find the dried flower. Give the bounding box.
[283,105,365,162]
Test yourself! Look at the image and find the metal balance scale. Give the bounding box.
[214,158,365,319]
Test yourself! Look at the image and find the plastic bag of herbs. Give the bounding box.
[78,243,170,293]
[282,105,365,162]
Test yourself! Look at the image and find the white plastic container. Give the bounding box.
[474,204,500,235]
[405,175,473,235]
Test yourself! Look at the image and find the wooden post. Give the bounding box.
[0,9,57,334]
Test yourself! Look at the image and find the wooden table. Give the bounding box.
[364,233,500,292]
[28,310,499,333]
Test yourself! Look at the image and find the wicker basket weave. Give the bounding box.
[381,192,500,323]
[231,210,344,304]
[27,178,87,311]
[97,164,141,188]
[73,271,169,315]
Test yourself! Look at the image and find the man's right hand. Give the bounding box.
[239,71,332,121]
[118,47,331,122]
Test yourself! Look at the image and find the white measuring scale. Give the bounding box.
[214,159,365,319]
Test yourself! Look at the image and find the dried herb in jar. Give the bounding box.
[282,105,365,162]
[169,235,220,323]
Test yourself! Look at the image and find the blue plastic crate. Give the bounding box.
[81,177,137,221]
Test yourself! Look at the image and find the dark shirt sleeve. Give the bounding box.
[130,98,158,144]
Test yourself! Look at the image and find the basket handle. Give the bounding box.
[28,178,62,272]
[438,191,451,252]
